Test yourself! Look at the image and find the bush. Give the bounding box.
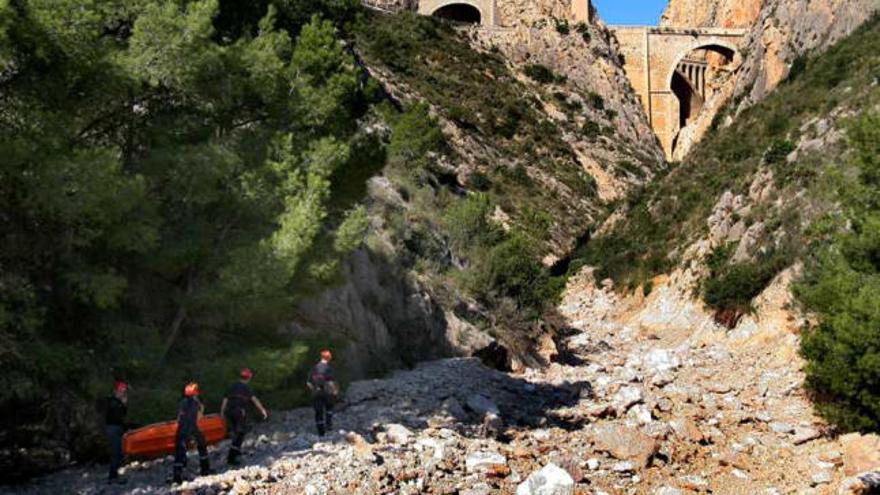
[702,253,788,313]
[524,64,557,84]
[553,18,570,35]
[389,103,444,166]
[443,193,503,254]
[764,139,794,164]
[587,92,605,110]
[469,234,559,312]
[574,22,591,44]
[468,171,491,191]
[581,120,601,140]
[797,112,880,432]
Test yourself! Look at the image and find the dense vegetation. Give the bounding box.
[1,3,604,471]
[797,112,880,432]
[0,0,374,463]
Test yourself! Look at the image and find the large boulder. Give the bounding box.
[466,394,501,417]
[642,349,681,374]
[837,471,880,495]
[592,424,659,467]
[516,463,575,495]
[377,424,413,444]
[841,433,880,476]
[611,386,644,414]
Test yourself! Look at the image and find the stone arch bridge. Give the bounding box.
[610,26,747,159]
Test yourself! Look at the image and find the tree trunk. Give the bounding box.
[160,271,193,363]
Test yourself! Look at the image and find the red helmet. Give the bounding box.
[184,382,200,397]
[320,349,332,361]
[114,381,128,394]
[240,368,253,380]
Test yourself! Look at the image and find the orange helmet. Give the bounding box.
[320,349,332,361]
[184,382,200,397]
[240,368,253,380]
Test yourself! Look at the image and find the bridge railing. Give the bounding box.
[608,25,748,36]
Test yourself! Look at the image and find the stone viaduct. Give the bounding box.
[409,0,747,159]
[611,26,747,158]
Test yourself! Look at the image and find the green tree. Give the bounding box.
[798,112,880,431]
[0,0,373,463]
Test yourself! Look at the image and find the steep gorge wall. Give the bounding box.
[296,4,664,381]
[661,0,879,157]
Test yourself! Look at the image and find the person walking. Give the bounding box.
[306,349,338,436]
[221,368,268,465]
[105,380,128,485]
[172,382,212,484]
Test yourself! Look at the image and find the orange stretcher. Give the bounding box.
[122,414,226,458]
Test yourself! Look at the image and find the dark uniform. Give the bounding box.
[224,382,254,464]
[308,362,335,436]
[105,397,126,482]
[173,396,210,483]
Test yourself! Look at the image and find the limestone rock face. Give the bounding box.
[660,0,764,28]
[472,20,664,203]
[294,249,491,378]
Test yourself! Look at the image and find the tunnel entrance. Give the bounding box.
[432,3,482,24]
[670,45,736,155]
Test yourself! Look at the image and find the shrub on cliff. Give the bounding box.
[797,112,880,432]
[524,64,558,84]
[468,234,562,315]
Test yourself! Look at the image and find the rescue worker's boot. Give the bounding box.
[200,457,214,476]
[172,466,184,485]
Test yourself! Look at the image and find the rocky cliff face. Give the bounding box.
[304,7,665,381]
[293,249,491,379]
[471,19,663,202]
[660,0,878,159]
[660,0,764,28]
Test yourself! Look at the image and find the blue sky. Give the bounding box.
[591,0,667,25]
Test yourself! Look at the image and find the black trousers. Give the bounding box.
[105,425,123,480]
[173,427,209,480]
[312,394,334,435]
[225,409,247,460]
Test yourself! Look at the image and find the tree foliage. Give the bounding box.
[0,0,369,444]
[797,112,880,432]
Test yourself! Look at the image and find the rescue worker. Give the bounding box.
[306,349,338,436]
[221,368,268,465]
[106,380,128,484]
[172,382,212,484]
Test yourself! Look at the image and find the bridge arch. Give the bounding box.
[663,39,739,89]
[431,2,482,23]
[665,40,739,154]
[417,0,496,25]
